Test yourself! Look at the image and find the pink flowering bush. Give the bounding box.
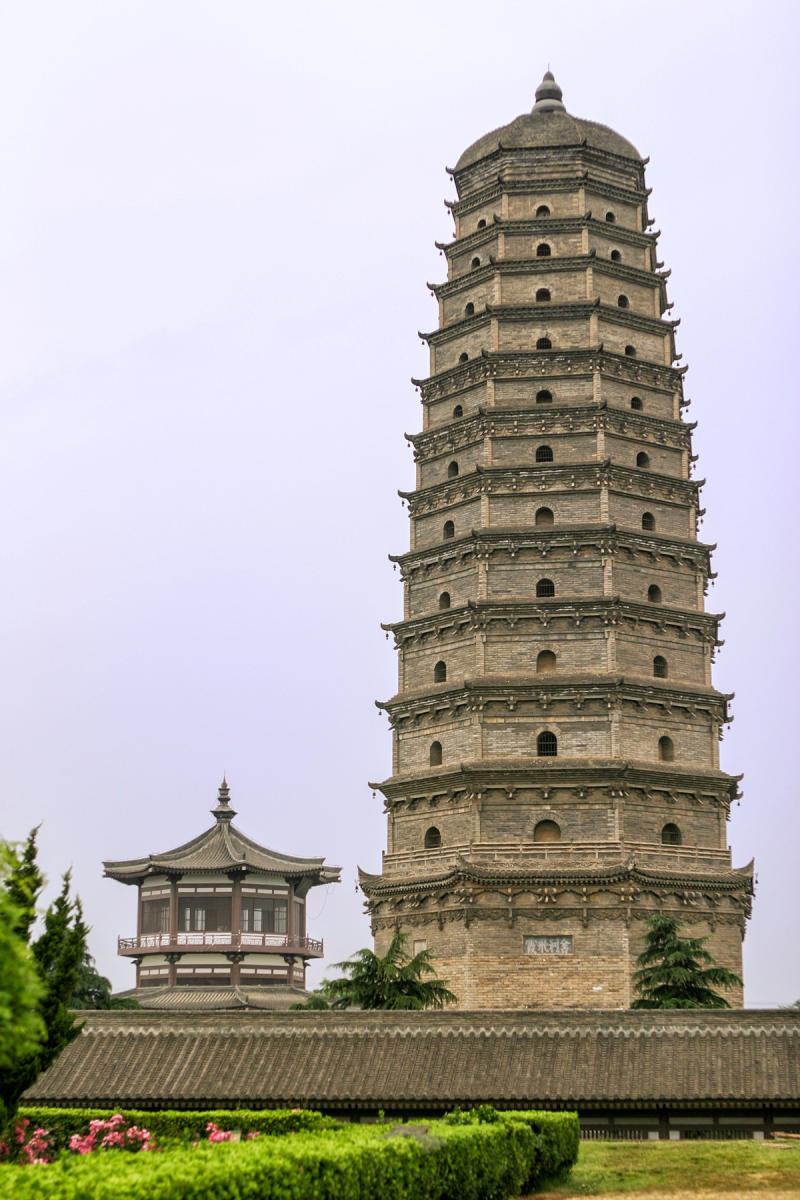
[13,1119,52,1164]
[68,1114,152,1156]
[0,1113,152,1164]
[0,1118,53,1165]
[205,1121,234,1143]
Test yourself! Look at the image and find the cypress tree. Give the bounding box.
[631,913,742,1008]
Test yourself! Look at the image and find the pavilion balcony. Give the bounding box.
[118,932,324,957]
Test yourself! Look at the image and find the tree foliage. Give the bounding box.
[0,829,88,1122]
[631,913,743,1009]
[0,846,46,1074]
[70,951,140,1010]
[312,932,457,1010]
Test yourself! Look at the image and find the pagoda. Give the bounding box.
[359,73,753,1009]
[105,780,340,1008]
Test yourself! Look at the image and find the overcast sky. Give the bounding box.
[0,0,797,1006]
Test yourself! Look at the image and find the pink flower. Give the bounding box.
[245,1131,260,1141]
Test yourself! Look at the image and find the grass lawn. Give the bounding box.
[530,1138,800,1198]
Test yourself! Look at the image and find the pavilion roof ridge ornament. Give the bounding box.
[532,70,565,114]
[211,775,237,822]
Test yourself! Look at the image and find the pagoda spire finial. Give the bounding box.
[532,69,565,114]
[212,775,236,822]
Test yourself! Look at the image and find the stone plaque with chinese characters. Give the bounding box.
[523,934,573,955]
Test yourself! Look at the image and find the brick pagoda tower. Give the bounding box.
[359,72,753,1009]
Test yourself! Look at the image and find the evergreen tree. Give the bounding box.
[0,847,46,1081]
[631,913,742,1009]
[318,931,457,1010]
[70,951,140,1009]
[0,831,88,1120]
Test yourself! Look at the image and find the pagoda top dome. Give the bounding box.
[454,71,641,171]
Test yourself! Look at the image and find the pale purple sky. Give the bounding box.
[0,1,797,1005]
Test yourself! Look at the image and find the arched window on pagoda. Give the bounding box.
[537,730,558,757]
[534,819,561,842]
[536,650,556,674]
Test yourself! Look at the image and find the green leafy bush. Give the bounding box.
[502,1110,580,1186]
[0,1110,577,1200]
[443,1106,579,1188]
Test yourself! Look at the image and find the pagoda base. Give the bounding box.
[363,859,751,1011]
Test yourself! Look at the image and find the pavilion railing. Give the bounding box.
[118,932,323,954]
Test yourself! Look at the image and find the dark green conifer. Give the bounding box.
[631,914,742,1008]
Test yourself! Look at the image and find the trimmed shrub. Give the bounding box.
[502,1109,580,1186]
[443,1105,580,1189]
[0,1111,577,1200]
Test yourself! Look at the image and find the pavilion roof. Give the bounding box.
[103,779,340,885]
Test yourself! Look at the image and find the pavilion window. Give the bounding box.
[141,899,169,934]
[179,897,231,933]
[294,900,305,937]
[241,897,288,934]
[610,249,622,261]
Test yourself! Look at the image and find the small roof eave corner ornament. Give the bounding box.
[532,70,566,114]
[211,775,237,823]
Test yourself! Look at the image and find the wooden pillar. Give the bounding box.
[231,875,242,941]
[286,884,294,946]
[136,884,142,941]
[227,953,243,988]
[169,879,179,947]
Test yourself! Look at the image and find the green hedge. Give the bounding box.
[442,1106,580,1189]
[15,1107,337,1151]
[0,1112,577,1200]
[502,1110,580,1186]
